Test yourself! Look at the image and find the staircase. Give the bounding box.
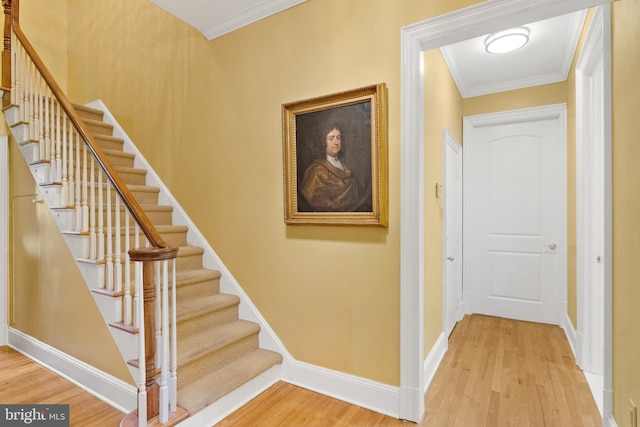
[8,100,282,422]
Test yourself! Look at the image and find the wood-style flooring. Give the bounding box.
[0,314,602,426]
[0,346,125,426]
[217,314,601,426]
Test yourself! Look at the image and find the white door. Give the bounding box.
[464,105,566,325]
[443,129,463,337]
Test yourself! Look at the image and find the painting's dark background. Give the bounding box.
[295,101,373,212]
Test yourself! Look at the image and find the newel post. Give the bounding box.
[129,246,177,423]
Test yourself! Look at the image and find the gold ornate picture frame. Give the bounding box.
[282,83,388,226]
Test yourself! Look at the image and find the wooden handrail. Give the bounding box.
[4,0,171,251]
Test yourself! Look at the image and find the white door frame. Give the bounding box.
[575,5,611,415]
[0,133,8,346]
[399,0,613,422]
[442,128,463,338]
[462,104,567,326]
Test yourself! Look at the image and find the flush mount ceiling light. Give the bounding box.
[484,27,530,54]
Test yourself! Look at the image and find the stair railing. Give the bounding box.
[2,1,179,425]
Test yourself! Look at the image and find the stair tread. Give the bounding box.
[176,293,240,321]
[177,246,204,256]
[176,269,221,286]
[177,349,282,415]
[178,320,260,364]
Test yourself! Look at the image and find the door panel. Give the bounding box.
[465,108,565,325]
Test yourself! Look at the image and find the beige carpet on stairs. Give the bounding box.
[73,103,283,416]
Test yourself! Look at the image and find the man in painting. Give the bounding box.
[299,124,371,212]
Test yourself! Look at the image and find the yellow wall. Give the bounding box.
[611,0,640,422]
[12,1,640,423]
[423,49,463,353]
[61,0,479,386]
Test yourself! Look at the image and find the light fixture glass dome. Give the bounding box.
[484,27,530,54]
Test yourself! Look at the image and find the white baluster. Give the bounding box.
[75,132,82,233]
[124,212,132,326]
[133,224,141,327]
[136,258,147,427]
[106,179,113,291]
[68,128,75,212]
[97,168,104,261]
[61,115,68,205]
[55,101,62,183]
[114,196,123,296]
[159,259,170,423]
[170,259,177,412]
[88,148,95,259]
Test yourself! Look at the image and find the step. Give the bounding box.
[73,104,104,122]
[93,134,125,152]
[176,246,204,271]
[176,269,221,299]
[176,293,240,338]
[177,320,260,390]
[80,117,114,136]
[177,349,283,415]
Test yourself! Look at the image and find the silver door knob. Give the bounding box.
[447,256,455,261]
[547,243,557,250]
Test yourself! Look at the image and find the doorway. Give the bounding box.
[463,105,566,325]
[399,0,612,423]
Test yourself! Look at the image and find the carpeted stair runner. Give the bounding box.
[73,103,282,417]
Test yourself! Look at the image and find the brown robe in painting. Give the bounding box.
[300,159,368,211]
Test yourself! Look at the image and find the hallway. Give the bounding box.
[216,314,601,426]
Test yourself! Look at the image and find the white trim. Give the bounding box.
[576,9,609,419]
[562,312,578,360]
[0,133,7,346]
[7,327,136,413]
[400,0,611,421]
[281,360,400,419]
[442,129,463,337]
[423,332,447,394]
[201,0,307,41]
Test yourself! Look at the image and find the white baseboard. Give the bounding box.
[281,358,400,419]
[7,328,136,413]
[424,332,448,393]
[561,312,578,360]
[606,415,618,427]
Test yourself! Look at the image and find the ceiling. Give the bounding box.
[440,10,587,98]
[147,1,587,98]
[147,0,308,41]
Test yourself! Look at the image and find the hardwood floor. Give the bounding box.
[0,315,601,426]
[217,315,601,427]
[0,346,125,426]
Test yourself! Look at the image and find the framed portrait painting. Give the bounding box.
[282,83,388,226]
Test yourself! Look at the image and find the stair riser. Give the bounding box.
[76,108,105,122]
[21,142,134,170]
[177,334,259,390]
[177,306,239,338]
[94,137,124,152]
[177,279,220,300]
[84,121,114,136]
[176,252,204,270]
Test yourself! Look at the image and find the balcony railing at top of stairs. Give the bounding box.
[2,1,183,425]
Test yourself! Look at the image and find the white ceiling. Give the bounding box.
[147,1,587,98]
[440,10,587,98]
[147,0,308,41]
